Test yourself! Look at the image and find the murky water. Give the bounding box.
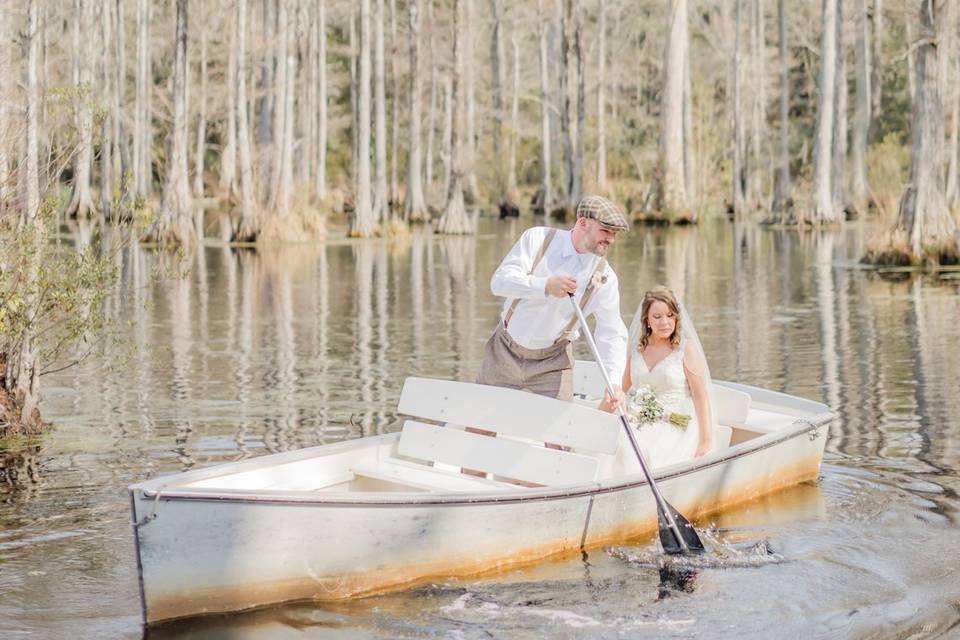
[2,217,960,639]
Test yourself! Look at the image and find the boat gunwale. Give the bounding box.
[131,411,832,507]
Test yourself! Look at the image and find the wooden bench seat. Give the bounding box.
[396,420,601,487]
[352,458,512,492]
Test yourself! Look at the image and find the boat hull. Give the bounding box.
[131,415,829,624]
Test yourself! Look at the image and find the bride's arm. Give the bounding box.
[683,345,713,456]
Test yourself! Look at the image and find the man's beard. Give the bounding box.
[592,241,610,256]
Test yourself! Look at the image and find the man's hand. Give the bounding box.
[598,385,625,413]
[545,275,578,298]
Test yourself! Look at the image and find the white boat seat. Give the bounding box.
[352,459,511,493]
[713,384,751,426]
[714,424,733,450]
[186,461,354,492]
[734,408,799,434]
[398,377,620,454]
[397,420,600,487]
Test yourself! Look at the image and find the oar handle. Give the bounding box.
[566,293,691,553]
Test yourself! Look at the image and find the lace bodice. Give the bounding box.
[630,346,691,412]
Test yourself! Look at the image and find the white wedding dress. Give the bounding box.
[606,343,701,476]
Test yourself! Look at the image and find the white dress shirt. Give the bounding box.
[490,226,628,384]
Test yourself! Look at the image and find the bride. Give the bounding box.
[602,286,714,471]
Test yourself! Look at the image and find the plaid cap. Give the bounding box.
[575,195,629,231]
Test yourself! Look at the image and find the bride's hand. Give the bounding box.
[694,438,713,458]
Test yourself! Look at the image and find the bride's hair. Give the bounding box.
[638,286,682,352]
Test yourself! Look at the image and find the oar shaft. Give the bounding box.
[567,294,691,553]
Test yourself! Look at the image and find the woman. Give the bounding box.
[603,286,714,470]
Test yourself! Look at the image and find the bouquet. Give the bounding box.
[625,385,691,429]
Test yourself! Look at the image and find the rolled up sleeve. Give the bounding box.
[490,229,550,299]
[589,270,628,385]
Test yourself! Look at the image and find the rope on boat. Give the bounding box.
[134,485,168,528]
[792,413,832,442]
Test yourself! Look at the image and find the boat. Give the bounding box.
[129,360,832,624]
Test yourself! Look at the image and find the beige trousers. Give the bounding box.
[476,323,574,401]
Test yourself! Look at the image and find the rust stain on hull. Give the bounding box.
[145,455,822,624]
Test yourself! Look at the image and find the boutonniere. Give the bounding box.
[590,270,608,289]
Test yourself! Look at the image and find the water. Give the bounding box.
[2,217,960,639]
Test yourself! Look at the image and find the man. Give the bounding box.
[477,195,629,411]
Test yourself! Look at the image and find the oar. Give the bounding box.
[568,294,704,555]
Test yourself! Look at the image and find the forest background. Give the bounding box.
[1,0,959,433]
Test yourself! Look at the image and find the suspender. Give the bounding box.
[556,257,607,342]
[503,228,558,328]
[502,228,609,343]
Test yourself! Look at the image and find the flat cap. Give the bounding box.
[576,195,629,231]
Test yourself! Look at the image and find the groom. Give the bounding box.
[477,195,629,412]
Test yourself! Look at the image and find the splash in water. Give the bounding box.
[608,526,787,571]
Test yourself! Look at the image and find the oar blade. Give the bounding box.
[657,502,705,555]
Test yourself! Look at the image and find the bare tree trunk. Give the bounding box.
[948,34,960,204]
[537,0,553,215]
[99,0,114,214]
[316,0,328,200]
[425,0,437,198]
[372,0,389,223]
[5,0,42,430]
[571,0,584,208]
[813,0,839,223]
[349,4,359,189]
[66,0,97,218]
[874,0,958,262]
[852,0,872,212]
[832,0,850,216]
[733,0,746,218]
[508,21,520,195]
[258,0,276,147]
[234,0,259,241]
[747,0,766,209]
[113,0,130,189]
[22,3,40,229]
[868,0,883,141]
[276,3,294,215]
[683,16,696,212]
[144,0,194,246]
[220,0,237,197]
[350,0,375,237]
[943,0,958,204]
[304,1,317,189]
[405,0,428,222]
[463,0,479,202]
[193,10,208,198]
[557,0,573,213]
[437,0,473,234]
[268,0,289,208]
[390,0,399,207]
[660,0,691,218]
[134,0,152,197]
[906,16,915,105]
[442,74,453,196]
[596,0,607,191]
[772,0,793,216]
[489,0,516,214]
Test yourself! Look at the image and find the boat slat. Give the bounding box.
[186,461,355,492]
[736,408,799,434]
[352,460,511,492]
[397,420,600,486]
[398,378,620,454]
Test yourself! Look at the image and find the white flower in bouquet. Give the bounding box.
[626,385,691,429]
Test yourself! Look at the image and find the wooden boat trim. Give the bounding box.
[133,412,831,508]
